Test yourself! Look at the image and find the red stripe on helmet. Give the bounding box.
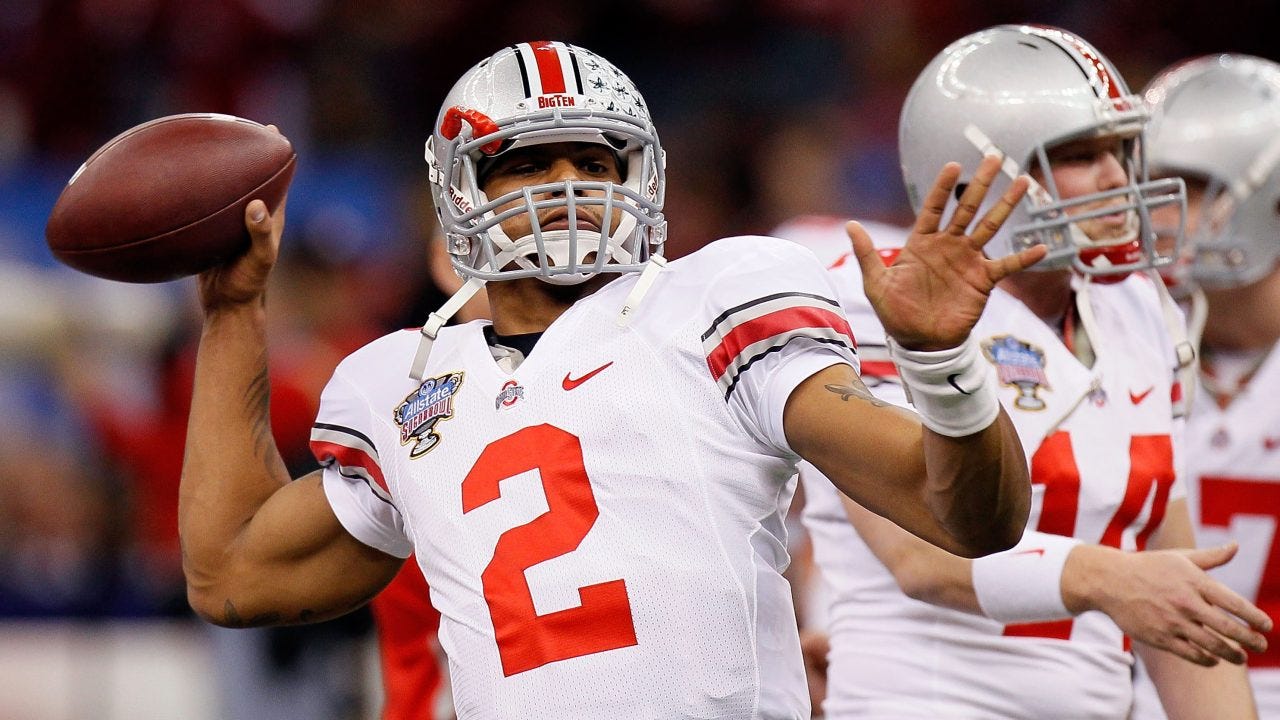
[528,41,567,94]
[1025,25,1124,104]
[1068,38,1121,100]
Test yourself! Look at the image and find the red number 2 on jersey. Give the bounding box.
[462,424,638,676]
[1199,476,1280,668]
[1004,431,1174,642]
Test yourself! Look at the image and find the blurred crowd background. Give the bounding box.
[1,0,1277,717]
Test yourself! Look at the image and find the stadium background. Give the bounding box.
[1,0,1276,717]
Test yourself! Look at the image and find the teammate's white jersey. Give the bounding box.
[1131,347,1280,718]
[778,217,1185,719]
[310,236,860,720]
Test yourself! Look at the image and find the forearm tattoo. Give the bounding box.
[825,382,890,407]
[243,357,273,462]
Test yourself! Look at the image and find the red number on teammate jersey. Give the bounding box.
[462,423,638,676]
[1199,476,1280,668]
[1004,432,1174,642]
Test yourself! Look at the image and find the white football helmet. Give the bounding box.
[426,41,666,285]
[1144,54,1280,290]
[899,25,1186,278]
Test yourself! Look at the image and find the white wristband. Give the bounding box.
[888,335,1000,437]
[971,533,1082,623]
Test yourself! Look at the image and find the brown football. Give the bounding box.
[45,113,297,283]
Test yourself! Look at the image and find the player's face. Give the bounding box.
[1033,135,1133,243]
[1149,175,1205,290]
[1152,176,1206,239]
[481,142,625,242]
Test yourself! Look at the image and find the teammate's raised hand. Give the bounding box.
[852,155,1047,351]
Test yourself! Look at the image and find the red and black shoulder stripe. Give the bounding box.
[310,422,394,505]
[702,292,856,399]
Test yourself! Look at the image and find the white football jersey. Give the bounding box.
[1131,347,1280,718]
[310,236,860,720]
[779,218,1186,719]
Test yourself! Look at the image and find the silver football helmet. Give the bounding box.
[899,25,1186,278]
[1144,54,1280,290]
[426,41,666,285]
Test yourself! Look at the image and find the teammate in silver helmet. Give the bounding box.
[1130,52,1280,720]
[781,25,1268,719]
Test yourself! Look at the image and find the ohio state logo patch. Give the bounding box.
[495,379,524,409]
[394,372,464,457]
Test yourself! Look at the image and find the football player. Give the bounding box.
[780,26,1270,719]
[1129,53,1280,720]
[178,41,1040,718]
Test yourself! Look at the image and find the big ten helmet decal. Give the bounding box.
[1144,54,1280,290]
[426,41,667,286]
[898,24,1186,280]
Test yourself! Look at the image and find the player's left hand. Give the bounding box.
[1063,543,1273,666]
[852,154,1047,351]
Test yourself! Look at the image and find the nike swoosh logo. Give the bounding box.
[947,373,972,395]
[562,361,614,391]
[1129,387,1154,405]
[1013,548,1046,557]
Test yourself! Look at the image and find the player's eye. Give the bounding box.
[511,161,544,175]
[1057,151,1096,165]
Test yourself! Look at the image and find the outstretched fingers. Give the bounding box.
[1159,636,1219,667]
[1183,619,1248,665]
[944,154,1002,236]
[915,155,1033,248]
[846,220,887,292]
[969,173,1030,249]
[912,162,963,236]
[986,244,1048,283]
[978,171,1043,282]
[1201,585,1272,652]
